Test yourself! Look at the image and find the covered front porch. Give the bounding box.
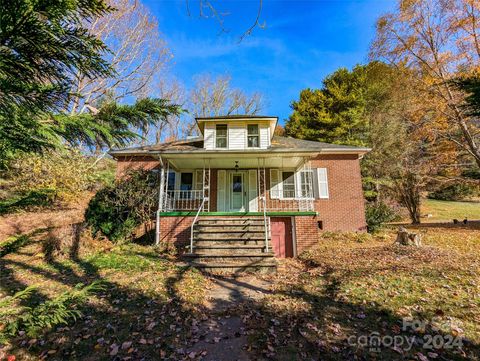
[156,153,318,215]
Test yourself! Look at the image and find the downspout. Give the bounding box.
[155,155,165,246]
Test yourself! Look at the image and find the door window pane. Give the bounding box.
[216,124,227,148]
[247,124,259,148]
[282,171,295,198]
[232,175,242,192]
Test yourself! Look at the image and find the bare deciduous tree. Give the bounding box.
[190,74,263,117]
[69,0,171,114]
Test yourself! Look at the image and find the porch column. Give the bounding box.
[155,156,165,246]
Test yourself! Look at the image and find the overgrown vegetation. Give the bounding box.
[365,201,399,233]
[85,170,159,243]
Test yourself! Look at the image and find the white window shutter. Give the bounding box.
[316,168,329,199]
[217,170,226,211]
[248,170,258,211]
[270,169,280,199]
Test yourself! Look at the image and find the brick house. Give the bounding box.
[110,115,370,270]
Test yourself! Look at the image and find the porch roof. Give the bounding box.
[109,135,371,159]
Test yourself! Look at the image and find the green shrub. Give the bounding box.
[85,170,159,243]
[428,183,479,201]
[365,201,399,233]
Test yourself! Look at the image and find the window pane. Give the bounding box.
[282,171,295,198]
[216,137,227,148]
[248,135,259,148]
[167,172,175,191]
[300,171,313,197]
[216,124,227,136]
[232,175,242,192]
[180,173,193,190]
[216,125,227,148]
[247,124,259,135]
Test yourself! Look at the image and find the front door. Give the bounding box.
[230,173,245,211]
[270,217,294,258]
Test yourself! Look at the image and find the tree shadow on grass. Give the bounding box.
[2,227,479,361]
[0,225,208,360]
[212,267,480,361]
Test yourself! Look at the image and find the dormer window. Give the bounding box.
[247,124,259,148]
[216,124,228,148]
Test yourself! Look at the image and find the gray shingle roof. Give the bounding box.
[109,136,370,157]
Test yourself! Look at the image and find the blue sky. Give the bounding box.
[143,0,396,124]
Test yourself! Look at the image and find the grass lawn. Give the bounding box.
[1,224,479,360]
[241,228,480,360]
[0,230,212,360]
[421,198,480,222]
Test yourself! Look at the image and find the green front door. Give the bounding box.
[230,173,245,211]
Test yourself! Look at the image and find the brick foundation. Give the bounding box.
[293,215,320,254]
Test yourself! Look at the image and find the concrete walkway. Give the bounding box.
[186,274,272,361]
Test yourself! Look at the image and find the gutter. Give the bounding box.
[110,147,372,158]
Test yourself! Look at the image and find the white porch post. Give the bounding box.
[155,156,165,246]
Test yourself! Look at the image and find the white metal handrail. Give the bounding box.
[190,197,207,253]
[262,194,269,252]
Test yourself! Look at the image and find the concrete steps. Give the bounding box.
[184,217,276,273]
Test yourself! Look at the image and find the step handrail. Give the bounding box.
[262,195,269,252]
[190,197,207,253]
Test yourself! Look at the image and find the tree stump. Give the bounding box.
[395,227,422,246]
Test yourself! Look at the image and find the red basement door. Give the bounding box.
[270,217,294,258]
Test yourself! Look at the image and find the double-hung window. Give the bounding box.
[180,172,193,198]
[282,171,295,198]
[299,170,314,198]
[216,124,227,148]
[247,124,259,148]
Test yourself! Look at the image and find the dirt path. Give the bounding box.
[0,195,92,241]
[186,274,272,361]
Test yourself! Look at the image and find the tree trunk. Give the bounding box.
[395,227,422,246]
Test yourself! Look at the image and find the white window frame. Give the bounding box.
[246,124,260,148]
[215,124,228,149]
[281,171,296,199]
[297,169,315,200]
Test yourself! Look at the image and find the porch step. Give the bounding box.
[184,253,274,263]
[193,245,266,250]
[194,240,266,246]
[194,225,266,232]
[187,261,277,273]
[186,216,276,272]
[196,219,264,226]
[194,233,266,240]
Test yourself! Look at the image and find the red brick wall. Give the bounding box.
[294,215,320,254]
[159,215,264,249]
[115,156,159,178]
[310,154,367,232]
